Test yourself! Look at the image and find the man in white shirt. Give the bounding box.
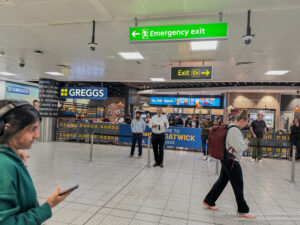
[114,113,124,124]
[149,107,169,168]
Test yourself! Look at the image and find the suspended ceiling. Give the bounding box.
[0,0,300,83]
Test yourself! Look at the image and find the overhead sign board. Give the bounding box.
[60,87,107,100]
[150,96,221,107]
[171,66,212,80]
[130,23,227,43]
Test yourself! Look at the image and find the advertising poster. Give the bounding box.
[5,81,39,104]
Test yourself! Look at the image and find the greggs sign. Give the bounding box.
[60,87,107,100]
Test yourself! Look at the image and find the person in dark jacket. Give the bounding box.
[168,115,176,127]
[124,114,132,124]
[186,116,200,128]
[290,118,300,160]
[0,100,72,225]
[176,114,184,126]
[201,115,212,161]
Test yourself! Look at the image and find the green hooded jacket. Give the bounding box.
[0,145,52,225]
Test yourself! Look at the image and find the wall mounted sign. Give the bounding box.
[39,79,59,117]
[130,23,227,43]
[150,96,222,108]
[60,87,107,100]
[171,66,212,80]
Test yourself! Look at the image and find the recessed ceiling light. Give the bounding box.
[190,41,219,51]
[118,52,144,60]
[0,72,16,76]
[265,70,289,75]
[0,51,5,56]
[150,78,165,82]
[45,72,64,76]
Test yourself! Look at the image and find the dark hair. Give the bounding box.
[33,99,38,103]
[0,100,42,144]
[136,111,141,115]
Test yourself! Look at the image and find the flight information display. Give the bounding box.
[150,96,221,107]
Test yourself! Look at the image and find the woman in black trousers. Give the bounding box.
[203,109,256,219]
[290,118,300,160]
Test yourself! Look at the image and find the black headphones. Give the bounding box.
[0,100,31,136]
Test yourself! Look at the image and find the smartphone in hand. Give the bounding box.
[58,185,79,196]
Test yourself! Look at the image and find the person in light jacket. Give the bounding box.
[203,109,256,219]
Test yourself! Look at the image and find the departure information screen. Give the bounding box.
[150,96,221,107]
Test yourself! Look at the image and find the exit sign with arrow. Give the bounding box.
[129,23,227,43]
[171,67,212,80]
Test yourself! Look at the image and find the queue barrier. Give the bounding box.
[241,130,292,159]
[56,119,293,158]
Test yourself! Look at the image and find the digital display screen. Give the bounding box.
[150,96,222,107]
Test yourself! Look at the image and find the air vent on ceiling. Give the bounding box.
[0,0,15,7]
[236,62,254,66]
[56,64,71,69]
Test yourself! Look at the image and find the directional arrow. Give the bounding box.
[201,70,210,76]
[132,31,141,37]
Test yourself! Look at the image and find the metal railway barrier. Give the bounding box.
[291,145,296,183]
[88,132,151,167]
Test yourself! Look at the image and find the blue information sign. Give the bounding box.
[119,124,203,148]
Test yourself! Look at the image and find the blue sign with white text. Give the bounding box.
[150,96,221,107]
[60,87,107,100]
[119,124,202,148]
[7,86,30,95]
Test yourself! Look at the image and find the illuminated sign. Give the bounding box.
[150,96,221,107]
[60,87,107,100]
[7,86,30,95]
[171,66,212,80]
[130,23,228,43]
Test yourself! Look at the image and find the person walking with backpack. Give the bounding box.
[203,109,256,219]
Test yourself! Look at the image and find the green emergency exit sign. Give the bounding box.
[129,23,227,43]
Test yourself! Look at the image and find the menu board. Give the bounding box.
[39,79,59,117]
[150,96,222,107]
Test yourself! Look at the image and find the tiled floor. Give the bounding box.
[25,142,300,225]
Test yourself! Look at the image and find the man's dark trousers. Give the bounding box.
[152,133,165,164]
[131,133,143,156]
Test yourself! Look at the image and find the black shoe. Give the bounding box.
[153,163,159,167]
[159,164,164,168]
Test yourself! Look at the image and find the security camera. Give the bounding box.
[242,35,254,45]
[88,42,98,51]
[19,59,25,67]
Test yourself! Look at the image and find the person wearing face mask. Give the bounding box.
[130,111,146,158]
[203,109,256,219]
[201,114,212,161]
[149,107,169,168]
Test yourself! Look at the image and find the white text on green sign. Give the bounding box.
[130,23,227,42]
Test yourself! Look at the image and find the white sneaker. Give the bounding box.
[258,160,263,163]
[202,156,207,161]
[250,158,255,162]
[206,157,211,162]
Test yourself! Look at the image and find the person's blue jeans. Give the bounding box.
[202,135,208,156]
[130,133,143,156]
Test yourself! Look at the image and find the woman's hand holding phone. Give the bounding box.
[47,187,72,208]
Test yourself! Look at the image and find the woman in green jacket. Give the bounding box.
[0,100,71,225]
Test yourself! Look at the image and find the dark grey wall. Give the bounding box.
[281,95,300,111]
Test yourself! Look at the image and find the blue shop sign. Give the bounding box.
[7,86,30,95]
[60,87,107,100]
